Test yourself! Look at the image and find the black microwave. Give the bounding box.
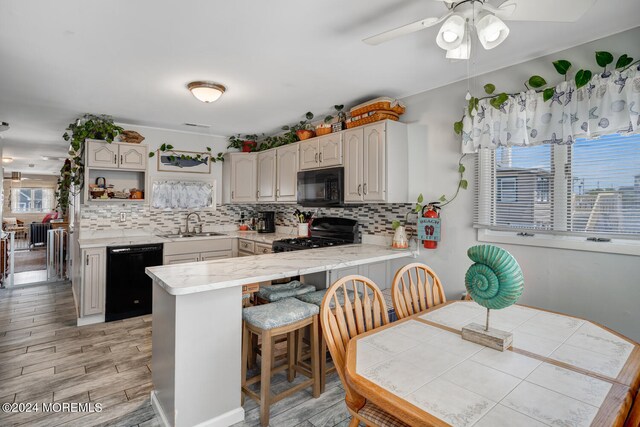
[297,167,344,207]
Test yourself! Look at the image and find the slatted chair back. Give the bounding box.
[320,275,389,402]
[391,263,446,320]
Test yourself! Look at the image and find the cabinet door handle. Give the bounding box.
[315,153,318,163]
[86,254,89,265]
[363,183,368,195]
[120,154,123,164]
[357,184,362,196]
[114,154,117,164]
[231,190,234,199]
[257,190,260,198]
[276,189,280,197]
[319,152,322,163]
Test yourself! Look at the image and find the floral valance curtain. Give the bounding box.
[151,181,214,209]
[462,67,640,153]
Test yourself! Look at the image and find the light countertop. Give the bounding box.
[146,244,415,296]
[77,229,296,248]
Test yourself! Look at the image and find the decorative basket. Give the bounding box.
[345,111,400,129]
[350,97,406,117]
[315,125,332,136]
[119,130,145,144]
[296,129,315,140]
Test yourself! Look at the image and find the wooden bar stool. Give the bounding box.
[242,297,321,427]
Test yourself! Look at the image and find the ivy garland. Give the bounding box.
[453,51,639,135]
[148,143,225,163]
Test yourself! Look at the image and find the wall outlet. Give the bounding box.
[120,212,127,222]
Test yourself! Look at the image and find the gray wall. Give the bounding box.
[394,27,640,342]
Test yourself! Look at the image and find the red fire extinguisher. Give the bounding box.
[421,203,441,249]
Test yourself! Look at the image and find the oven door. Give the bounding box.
[297,167,344,207]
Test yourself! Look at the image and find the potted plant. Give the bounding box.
[283,112,315,141]
[57,114,123,212]
[227,134,260,152]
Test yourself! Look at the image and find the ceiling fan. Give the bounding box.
[363,0,597,59]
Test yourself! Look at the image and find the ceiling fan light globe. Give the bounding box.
[445,36,470,60]
[442,30,458,43]
[436,15,465,50]
[476,14,509,50]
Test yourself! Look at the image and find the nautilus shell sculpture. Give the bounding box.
[465,245,524,310]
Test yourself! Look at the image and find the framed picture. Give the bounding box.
[157,150,211,174]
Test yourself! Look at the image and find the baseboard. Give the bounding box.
[150,391,171,427]
[77,313,105,326]
[150,391,244,427]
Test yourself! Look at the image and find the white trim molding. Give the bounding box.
[477,228,640,257]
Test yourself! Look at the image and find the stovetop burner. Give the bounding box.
[272,217,359,253]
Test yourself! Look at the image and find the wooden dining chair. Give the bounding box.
[626,389,640,427]
[320,275,410,427]
[391,263,446,320]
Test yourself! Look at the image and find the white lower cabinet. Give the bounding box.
[326,261,390,289]
[163,239,234,264]
[237,239,272,256]
[81,247,106,317]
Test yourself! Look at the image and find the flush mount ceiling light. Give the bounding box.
[2,157,13,164]
[187,81,226,103]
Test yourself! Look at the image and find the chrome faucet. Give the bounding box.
[185,212,202,234]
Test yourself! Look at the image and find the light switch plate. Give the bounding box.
[120,212,126,222]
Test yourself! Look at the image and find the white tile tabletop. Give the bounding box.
[347,302,639,427]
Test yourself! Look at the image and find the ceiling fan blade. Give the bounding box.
[502,0,596,22]
[483,1,517,20]
[363,13,451,45]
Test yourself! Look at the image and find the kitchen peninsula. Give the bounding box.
[145,244,414,427]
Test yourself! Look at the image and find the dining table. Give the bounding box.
[345,300,640,427]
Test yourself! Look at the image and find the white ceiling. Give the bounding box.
[1,0,639,174]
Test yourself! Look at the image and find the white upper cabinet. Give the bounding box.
[87,141,118,168]
[86,140,146,171]
[276,144,299,202]
[343,120,408,204]
[299,139,319,170]
[318,133,343,167]
[299,134,343,170]
[118,144,147,170]
[223,153,257,203]
[363,123,386,202]
[343,128,364,203]
[257,150,277,202]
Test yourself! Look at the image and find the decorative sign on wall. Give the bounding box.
[417,217,441,242]
[157,150,211,174]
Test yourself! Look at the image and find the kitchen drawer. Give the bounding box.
[255,243,272,255]
[238,239,255,253]
[164,238,233,256]
[200,250,233,261]
[238,250,253,257]
[164,253,200,265]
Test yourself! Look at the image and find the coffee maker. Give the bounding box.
[256,211,275,233]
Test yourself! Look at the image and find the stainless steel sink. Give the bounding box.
[159,232,226,239]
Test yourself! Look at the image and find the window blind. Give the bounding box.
[475,134,640,238]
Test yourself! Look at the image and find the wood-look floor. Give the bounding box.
[0,282,352,427]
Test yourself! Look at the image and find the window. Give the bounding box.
[496,177,517,203]
[11,188,54,213]
[476,134,640,238]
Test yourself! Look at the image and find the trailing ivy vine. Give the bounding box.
[454,51,639,135]
[148,143,225,163]
[56,114,123,214]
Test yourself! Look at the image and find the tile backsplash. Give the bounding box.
[79,203,414,236]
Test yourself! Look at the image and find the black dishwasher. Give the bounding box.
[106,244,163,322]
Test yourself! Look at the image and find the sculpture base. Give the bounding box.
[461,323,513,352]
